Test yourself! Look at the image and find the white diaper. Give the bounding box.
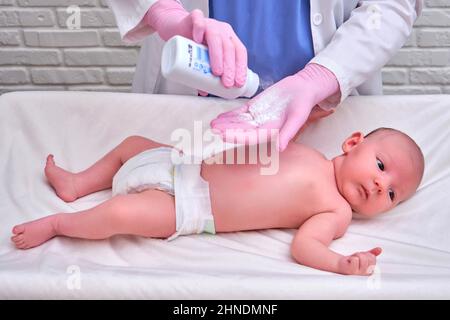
[111,147,215,240]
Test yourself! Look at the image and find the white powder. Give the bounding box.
[236,112,255,123]
[247,88,291,126]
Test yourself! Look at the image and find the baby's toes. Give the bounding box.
[16,240,28,249]
[11,234,27,248]
[46,154,55,165]
[45,155,55,173]
[11,234,24,243]
[12,224,25,235]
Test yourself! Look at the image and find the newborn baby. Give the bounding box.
[11,128,424,276]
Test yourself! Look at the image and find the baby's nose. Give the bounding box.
[373,176,388,193]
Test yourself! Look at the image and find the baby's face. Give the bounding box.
[333,131,423,217]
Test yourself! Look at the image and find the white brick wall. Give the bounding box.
[383,0,450,94]
[0,0,138,93]
[1,0,449,94]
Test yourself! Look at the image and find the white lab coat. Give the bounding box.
[107,0,422,108]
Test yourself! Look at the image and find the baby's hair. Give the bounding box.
[365,127,407,139]
[365,127,425,189]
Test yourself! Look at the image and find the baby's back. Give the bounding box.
[201,143,345,233]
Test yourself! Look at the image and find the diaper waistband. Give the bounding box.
[167,162,215,241]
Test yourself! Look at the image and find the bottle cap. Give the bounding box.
[243,70,260,98]
[161,36,178,78]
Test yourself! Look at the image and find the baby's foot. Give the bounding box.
[45,154,78,202]
[11,215,59,249]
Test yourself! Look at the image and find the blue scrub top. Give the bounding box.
[209,0,314,94]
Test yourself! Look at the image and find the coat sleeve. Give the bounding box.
[106,0,179,43]
[311,0,422,108]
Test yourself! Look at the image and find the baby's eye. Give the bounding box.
[376,158,385,171]
[389,189,395,201]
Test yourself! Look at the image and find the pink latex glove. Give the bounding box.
[210,63,340,151]
[146,0,248,89]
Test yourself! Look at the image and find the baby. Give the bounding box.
[10,127,424,276]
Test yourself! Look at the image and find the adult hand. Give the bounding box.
[210,63,340,151]
[337,247,382,276]
[146,0,248,89]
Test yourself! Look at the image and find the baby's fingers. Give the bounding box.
[369,247,383,256]
[356,253,369,274]
[349,256,360,274]
[362,253,379,275]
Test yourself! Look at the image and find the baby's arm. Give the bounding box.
[291,212,382,276]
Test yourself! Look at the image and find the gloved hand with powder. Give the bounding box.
[211,63,340,151]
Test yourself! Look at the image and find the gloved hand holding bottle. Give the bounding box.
[210,63,340,152]
[145,0,248,90]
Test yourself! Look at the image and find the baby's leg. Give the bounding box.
[45,136,171,201]
[11,189,176,249]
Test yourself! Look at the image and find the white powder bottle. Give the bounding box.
[161,35,260,100]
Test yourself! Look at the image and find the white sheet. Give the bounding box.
[0,91,449,299]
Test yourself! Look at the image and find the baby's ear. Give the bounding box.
[342,132,364,153]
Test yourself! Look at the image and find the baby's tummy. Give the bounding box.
[201,163,304,232]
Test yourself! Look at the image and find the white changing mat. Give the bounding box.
[0,91,449,299]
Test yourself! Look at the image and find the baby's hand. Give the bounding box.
[337,247,382,276]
